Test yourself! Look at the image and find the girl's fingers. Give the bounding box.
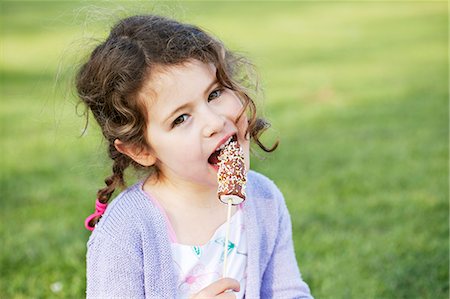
[215,291,238,299]
[195,278,240,297]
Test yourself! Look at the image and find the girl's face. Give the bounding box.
[140,60,250,189]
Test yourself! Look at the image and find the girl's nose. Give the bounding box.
[202,108,226,138]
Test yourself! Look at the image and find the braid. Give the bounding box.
[86,143,131,229]
[97,143,131,203]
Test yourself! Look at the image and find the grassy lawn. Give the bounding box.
[1,1,448,298]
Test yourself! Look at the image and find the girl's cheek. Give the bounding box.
[237,113,249,137]
[220,90,248,133]
[229,93,246,121]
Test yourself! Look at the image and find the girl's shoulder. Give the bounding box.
[247,170,285,202]
[88,181,166,244]
[245,170,293,256]
[246,170,289,217]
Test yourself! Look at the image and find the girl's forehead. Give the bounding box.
[140,60,216,101]
[153,60,215,84]
[138,60,217,113]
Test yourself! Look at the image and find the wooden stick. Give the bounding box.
[222,198,233,277]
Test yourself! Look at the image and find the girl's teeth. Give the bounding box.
[218,136,233,151]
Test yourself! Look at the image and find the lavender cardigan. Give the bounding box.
[86,171,313,298]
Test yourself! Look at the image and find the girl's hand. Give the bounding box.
[189,278,240,299]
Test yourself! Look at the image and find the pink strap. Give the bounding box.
[84,199,108,231]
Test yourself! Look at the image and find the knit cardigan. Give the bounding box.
[86,170,313,298]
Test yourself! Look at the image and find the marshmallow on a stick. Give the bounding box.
[217,140,246,205]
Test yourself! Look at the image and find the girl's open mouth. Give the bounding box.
[208,134,237,167]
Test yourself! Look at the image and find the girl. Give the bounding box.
[78,14,313,299]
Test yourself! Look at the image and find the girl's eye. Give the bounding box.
[172,114,189,127]
[208,88,223,101]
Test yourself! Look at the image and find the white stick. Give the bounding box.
[222,198,233,277]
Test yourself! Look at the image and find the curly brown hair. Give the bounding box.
[76,14,277,228]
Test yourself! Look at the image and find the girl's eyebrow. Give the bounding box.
[163,78,219,124]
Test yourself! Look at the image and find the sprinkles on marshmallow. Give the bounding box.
[217,140,247,205]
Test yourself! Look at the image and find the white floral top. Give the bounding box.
[170,208,247,298]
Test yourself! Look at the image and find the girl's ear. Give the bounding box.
[114,139,156,167]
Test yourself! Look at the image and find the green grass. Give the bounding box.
[1,1,448,298]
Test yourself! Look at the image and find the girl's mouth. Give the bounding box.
[208,134,237,167]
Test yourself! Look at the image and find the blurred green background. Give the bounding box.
[1,1,448,298]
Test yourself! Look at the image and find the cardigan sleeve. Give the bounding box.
[260,190,314,299]
[86,231,145,298]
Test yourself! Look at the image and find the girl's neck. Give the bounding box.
[143,173,220,210]
[143,174,236,245]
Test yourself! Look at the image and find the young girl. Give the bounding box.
[78,14,313,298]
